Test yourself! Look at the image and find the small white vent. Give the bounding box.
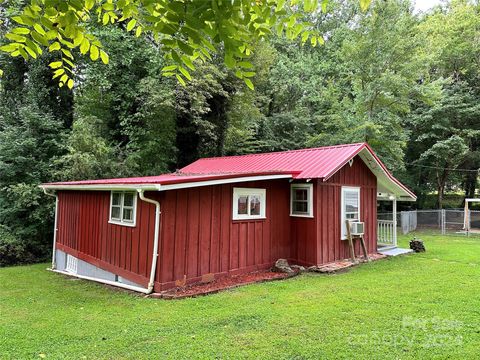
[65,254,78,274]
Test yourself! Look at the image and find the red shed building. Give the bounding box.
[41,143,415,293]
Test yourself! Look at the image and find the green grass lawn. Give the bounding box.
[1,233,480,359]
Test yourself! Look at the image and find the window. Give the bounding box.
[341,187,360,239]
[109,191,137,227]
[290,183,313,217]
[232,188,266,220]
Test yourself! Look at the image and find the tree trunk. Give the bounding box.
[437,185,444,210]
[464,171,477,199]
[436,169,448,210]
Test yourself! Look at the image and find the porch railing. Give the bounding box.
[377,220,396,247]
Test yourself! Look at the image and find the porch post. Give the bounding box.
[392,197,397,247]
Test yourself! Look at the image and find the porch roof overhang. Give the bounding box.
[356,147,416,202]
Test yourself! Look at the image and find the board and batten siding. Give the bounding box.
[56,190,156,287]
[289,155,377,267]
[54,155,378,291]
[155,179,292,290]
[316,155,378,263]
[55,180,293,291]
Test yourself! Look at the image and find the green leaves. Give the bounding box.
[162,65,177,72]
[1,0,372,90]
[244,78,254,90]
[0,44,19,53]
[48,42,61,52]
[90,45,99,61]
[360,0,372,12]
[48,61,63,69]
[80,39,90,55]
[176,74,186,86]
[100,50,109,64]
[5,33,27,43]
[127,19,137,32]
[11,27,30,35]
[178,66,191,81]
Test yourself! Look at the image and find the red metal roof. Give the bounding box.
[181,143,416,199]
[42,142,415,199]
[181,143,366,179]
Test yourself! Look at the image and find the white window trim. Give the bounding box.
[341,186,361,240]
[232,187,266,220]
[290,183,314,218]
[109,191,137,227]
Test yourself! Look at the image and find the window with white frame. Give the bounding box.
[290,183,313,217]
[232,188,266,220]
[110,191,137,226]
[341,187,360,239]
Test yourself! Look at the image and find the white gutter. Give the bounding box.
[39,174,293,192]
[42,188,58,270]
[40,184,161,191]
[138,189,161,294]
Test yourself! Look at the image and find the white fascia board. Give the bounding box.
[39,184,162,191]
[377,177,416,201]
[158,174,293,191]
[357,150,416,201]
[40,174,293,192]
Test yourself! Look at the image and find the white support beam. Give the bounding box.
[392,197,397,247]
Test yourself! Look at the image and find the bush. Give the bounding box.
[0,225,37,267]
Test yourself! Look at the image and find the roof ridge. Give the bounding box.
[193,143,366,162]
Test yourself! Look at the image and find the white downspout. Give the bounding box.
[42,188,58,270]
[138,189,161,294]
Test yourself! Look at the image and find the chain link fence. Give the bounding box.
[378,209,480,236]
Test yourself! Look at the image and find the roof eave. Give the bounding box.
[39,184,162,191]
[39,174,294,192]
[322,144,416,201]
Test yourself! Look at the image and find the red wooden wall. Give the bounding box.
[316,155,377,263]
[155,180,292,290]
[55,155,378,291]
[289,182,318,267]
[288,155,377,267]
[56,191,156,287]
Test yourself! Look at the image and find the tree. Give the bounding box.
[418,136,469,209]
[0,104,68,262]
[55,24,178,176]
[0,8,74,262]
[405,0,480,206]
[250,0,439,170]
[0,0,371,88]
[407,81,480,208]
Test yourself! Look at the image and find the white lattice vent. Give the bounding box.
[65,254,78,274]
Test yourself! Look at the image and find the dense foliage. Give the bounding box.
[1,0,359,89]
[0,0,479,264]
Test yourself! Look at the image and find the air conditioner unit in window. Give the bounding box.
[350,221,365,236]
